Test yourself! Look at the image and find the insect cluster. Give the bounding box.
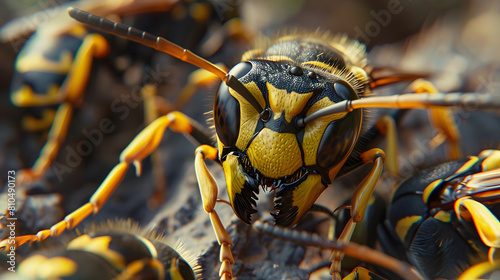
[1,0,500,280]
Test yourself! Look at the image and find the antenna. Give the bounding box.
[68,8,264,113]
[297,92,500,127]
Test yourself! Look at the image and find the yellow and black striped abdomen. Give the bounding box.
[386,150,500,279]
[15,224,198,280]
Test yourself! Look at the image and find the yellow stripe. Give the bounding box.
[275,34,301,42]
[482,150,500,171]
[458,260,500,280]
[461,198,500,248]
[422,179,443,204]
[10,84,61,106]
[68,235,126,269]
[433,210,451,223]
[20,255,78,278]
[16,50,73,74]
[241,49,263,61]
[302,61,335,72]
[261,55,294,63]
[18,255,47,277]
[39,257,78,278]
[455,156,480,174]
[395,215,423,243]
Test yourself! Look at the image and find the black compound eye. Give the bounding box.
[215,82,241,147]
[229,61,252,79]
[316,109,362,172]
[214,62,253,147]
[316,81,362,172]
[334,81,359,101]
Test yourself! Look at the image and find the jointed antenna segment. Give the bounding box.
[68,8,265,114]
[300,92,500,126]
[68,8,228,81]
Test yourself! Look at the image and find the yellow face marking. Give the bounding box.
[222,154,247,207]
[230,81,266,151]
[16,50,74,74]
[395,215,423,243]
[238,81,266,112]
[302,97,348,166]
[305,96,347,119]
[267,83,313,123]
[422,179,443,204]
[68,234,126,269]
[246,128,302,178]
[19,255,78,278]
[291,174,325,225]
